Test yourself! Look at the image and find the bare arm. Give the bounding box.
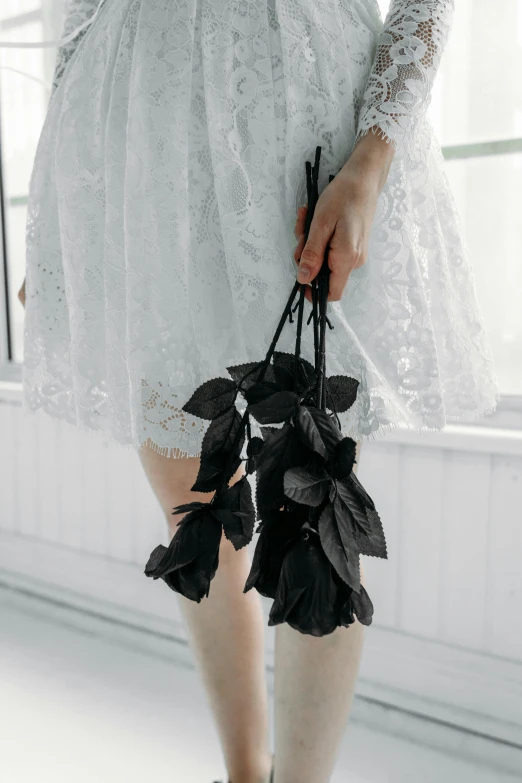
[293,0,455,302]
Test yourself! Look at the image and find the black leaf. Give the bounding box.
[294,405,332,459]
[298,406,342,460]
[212,475,256,550]
[271,364,295,391]
[226,360,278,392]
[243,380,282,406]
[325,375,359,413]
[335,478,373,536]
[247,390,299,425]
[144,506,222,602]
[330,437,357,479]
[191,406,244,492]
[353,506,388,560]
[255,424,309,513]
[272,351,316,393]
[268,532,340,636]
[336,476,387,559]
[347,471,375,509]
[171,500,208,517]
[283,466,330,507]
[182,376,237,420]
[318,498,361,591]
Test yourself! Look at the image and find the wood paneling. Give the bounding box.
[1,401,522,740]
[396,446,445,637]
[438,449,491,649]
[485,455,522,660]
[357,442,402,629]
[0,402,17,533]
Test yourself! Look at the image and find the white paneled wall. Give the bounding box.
[1,398,522,749]
[357,442,522,660]
[0,401,166,563]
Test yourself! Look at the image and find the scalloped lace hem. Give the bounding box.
[20,388,501,460]
[20,401,202,459]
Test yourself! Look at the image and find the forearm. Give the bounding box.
[354,0,455,152]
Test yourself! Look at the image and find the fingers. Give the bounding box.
[297,210,333,285]
[294,205,312,302]
[292,204,366,303]
[327,233,365,302]
[293,205,308,266]
[326,253,352,302]
[294,205,308,240]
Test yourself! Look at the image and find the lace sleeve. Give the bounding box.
[355,0,455,151]
[51,0,101,96]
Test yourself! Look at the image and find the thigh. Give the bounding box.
[137,437,363,521]
[137,440,244,524]
[137,442,200,519]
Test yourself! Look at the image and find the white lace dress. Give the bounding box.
[9,0,500,456]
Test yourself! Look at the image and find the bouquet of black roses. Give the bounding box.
[145,146,387,637]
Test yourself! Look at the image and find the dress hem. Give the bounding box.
[20,389,502,460]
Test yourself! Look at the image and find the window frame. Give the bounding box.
[0,2,53,381]
[0,110,12,369]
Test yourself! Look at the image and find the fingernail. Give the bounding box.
[297,265,311,283]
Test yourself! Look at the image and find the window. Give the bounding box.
[0,0,61,368]
[430,0,522,398]
[1,1,521,418]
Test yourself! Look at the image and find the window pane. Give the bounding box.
[444,153,522,395]
[0,4,56,363]
[377,1,522,147]
[432,0,522,146]
[3,1,42,14]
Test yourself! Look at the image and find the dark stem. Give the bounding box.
[293,284,306,391]
[256,280,301,385]
[312,278,319,371]
[210,277,301,503]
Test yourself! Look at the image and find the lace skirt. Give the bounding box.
[22,0,500,457]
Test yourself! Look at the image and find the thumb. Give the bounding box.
[296,212,331,284]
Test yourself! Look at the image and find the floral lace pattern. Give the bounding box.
[20,0,499,457]
[355,1,455,151]
[50,0,103,95]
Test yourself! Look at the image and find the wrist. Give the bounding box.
[341,127,395,192]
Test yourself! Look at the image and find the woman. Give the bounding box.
[8,0,498,781]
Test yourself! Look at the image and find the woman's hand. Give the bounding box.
[293,130,395,303]
[18,277,26,308]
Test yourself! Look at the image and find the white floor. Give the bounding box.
[0,586,520,783]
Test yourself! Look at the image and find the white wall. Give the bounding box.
[1,395,522,752]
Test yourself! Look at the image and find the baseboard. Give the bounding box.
[1,530,521,775]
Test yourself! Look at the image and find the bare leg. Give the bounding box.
[137,442,272,783]
[272,440,366,783]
